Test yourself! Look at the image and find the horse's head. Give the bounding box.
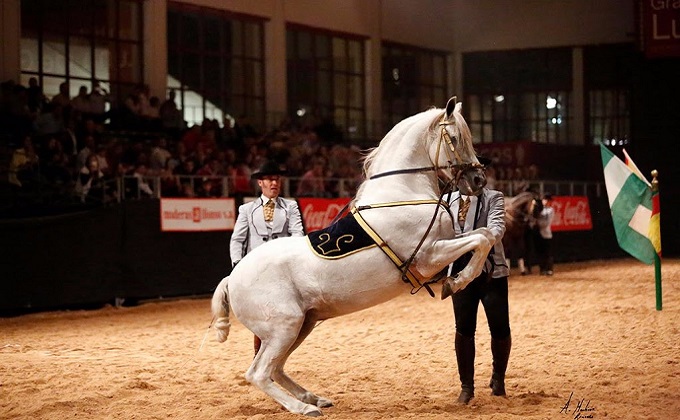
[432,97,486,196]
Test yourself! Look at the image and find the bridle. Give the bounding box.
[354,116,485,297]
[370,118,482,187]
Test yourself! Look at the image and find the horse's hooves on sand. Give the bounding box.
[302,406,323,417]
[316,398,333,408]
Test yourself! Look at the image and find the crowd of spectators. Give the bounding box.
[2,77,543,216]
[1,78,364,213]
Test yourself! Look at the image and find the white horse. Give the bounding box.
[211,97,495,416]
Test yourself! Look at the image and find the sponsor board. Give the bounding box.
[297,198,352,232]
[550,196,592,232]
[160,198,236,231]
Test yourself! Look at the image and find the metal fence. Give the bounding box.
[115,175,604,201]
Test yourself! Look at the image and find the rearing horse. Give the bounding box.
[211,97,495,416]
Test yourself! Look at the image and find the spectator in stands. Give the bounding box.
[159,89,183,138]
[8,135,40,188]
[75,154,108,203]
[196,156,225,197]
[233,114,259,146]
[229,158,254,199]
[26,77,47,116]
[77,135,96,171]
[87,81,109,124]
[75,118,102,151]
[144,96,162,131]
[71,85,90,121]
[130,163,154,198]
[149,137,172,173]
[51,82,71,109]
[39,136,72,185]
[137,84,152,121]
[229,159,304,355]
[296,157,327,197]
[173,157,198,197]
[33,102,65,139]
[181,124,202,155]
[94,144,111,177]
[120,86,143,129]
[159,160,181,197]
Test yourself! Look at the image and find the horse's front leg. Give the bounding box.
[428,227,494,299]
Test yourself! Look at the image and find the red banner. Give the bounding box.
[298,198,352,233]
[550,196,593,232]
[639,0,680,58]
[297,196,590,233]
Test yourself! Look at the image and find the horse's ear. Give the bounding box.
[445,96,461,117]
[445,96,457,117]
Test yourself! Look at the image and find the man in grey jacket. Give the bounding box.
[446,158,511,405]
[229,160,304,354]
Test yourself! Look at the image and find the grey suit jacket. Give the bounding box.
[447,188,510,278]
[229,196,305,266]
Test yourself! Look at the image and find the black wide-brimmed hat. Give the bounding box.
[251,160,288,179]
[477,155,493,166]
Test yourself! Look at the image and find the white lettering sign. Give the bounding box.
[160,198,236,231]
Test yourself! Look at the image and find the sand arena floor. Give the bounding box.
[1,259,679,420]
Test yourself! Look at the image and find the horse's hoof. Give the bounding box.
[302,406,323,417]
[441,282,453,300]
[316,397,333,408]
[441,276,460,299]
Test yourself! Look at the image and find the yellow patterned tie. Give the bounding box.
[458,196,471,225]
[264,199,275,222]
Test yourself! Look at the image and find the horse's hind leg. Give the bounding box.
[272,312,333,408]
[245,313,323,417]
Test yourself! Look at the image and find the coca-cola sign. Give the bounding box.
[550,196,593,232]
[298,198,352,232]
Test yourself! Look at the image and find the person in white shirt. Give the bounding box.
[534,192,555,275]
[229,160,304,355]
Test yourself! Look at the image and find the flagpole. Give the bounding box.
[651,169,662,311]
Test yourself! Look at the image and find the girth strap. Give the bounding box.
[350,199,450,291]
[350,207,423,290]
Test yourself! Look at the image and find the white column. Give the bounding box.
[264,0,287,128]
[144,0,168,100]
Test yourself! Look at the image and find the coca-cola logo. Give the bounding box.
[551,197,592,231]
[299,198,351,232]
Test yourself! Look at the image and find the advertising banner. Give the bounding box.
[639,0,680,58]
[550,196,593,232]
[160,198,236,232]
[297,198,352,232]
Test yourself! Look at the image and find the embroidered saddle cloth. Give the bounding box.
[307,213,376,259]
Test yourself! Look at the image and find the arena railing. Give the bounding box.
[113,175,603,201]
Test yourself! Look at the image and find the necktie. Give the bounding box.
[264,199,275,222]
[458,196,471,225]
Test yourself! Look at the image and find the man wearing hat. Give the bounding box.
[444,155,512,405]
[229,159,304,355]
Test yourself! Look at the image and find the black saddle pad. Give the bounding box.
[307,214,376,259]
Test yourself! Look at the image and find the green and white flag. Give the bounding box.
[600,143,656,264]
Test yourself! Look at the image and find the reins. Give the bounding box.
[343,114,484,297]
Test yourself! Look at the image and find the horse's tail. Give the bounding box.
[211,276,231,343]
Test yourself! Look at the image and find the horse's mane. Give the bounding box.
[360,107,446,178]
